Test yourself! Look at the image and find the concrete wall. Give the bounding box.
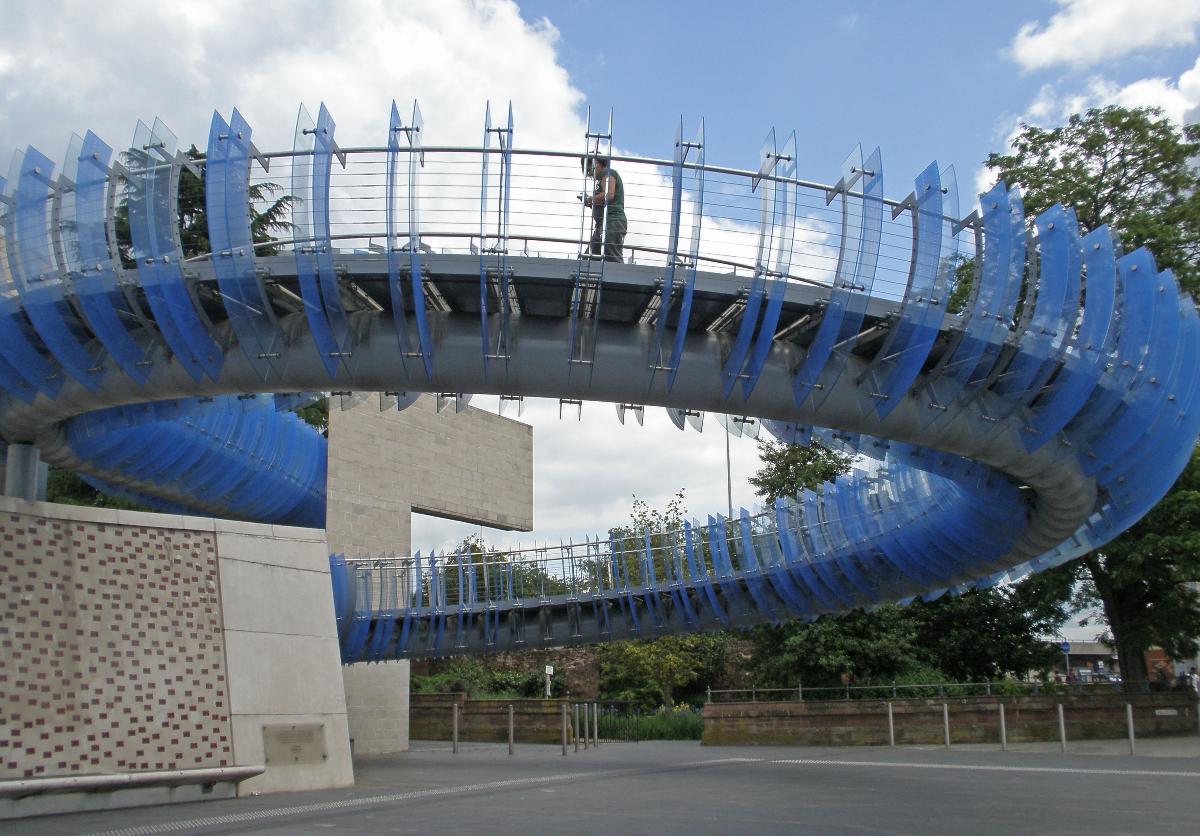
[702,692,1199,746]
[327,395,534,755]
[325,394,533,558]
[212,519,353,795]
[342,662,410,756]
[0,498,352,799]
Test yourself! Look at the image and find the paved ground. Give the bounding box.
[10,737,1200,835]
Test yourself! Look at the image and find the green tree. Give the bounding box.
[744,417,1069,689]
[748,439,854,504]
[597,632,728,708]
[986,106,1200,295]
[988,106,1200,689]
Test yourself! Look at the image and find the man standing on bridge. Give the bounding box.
[584,155,627,263]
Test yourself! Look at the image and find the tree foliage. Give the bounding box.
[986,106,1200,295]
[748,439,854,504]
[597,633,729,708]
[987,106,1200,688]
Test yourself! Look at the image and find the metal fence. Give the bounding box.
[706,680,1147,703]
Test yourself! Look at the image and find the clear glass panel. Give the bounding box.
[408,100,433,378]
[385,100,414,368]
[125,119,219,382]
[856,161,945,418]
[312,104,356,374]
[741,131,797,398]
[69,130,150,384]
[666,119,705,392]
[802,146,885,410]
[478,101,492,374]
[291,104,340,379]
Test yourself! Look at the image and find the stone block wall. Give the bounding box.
[410,694,568,744]
[701,692,1199,746]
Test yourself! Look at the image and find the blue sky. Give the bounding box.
[518,0,1200,192]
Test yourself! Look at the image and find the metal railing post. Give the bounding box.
[452,702,459,754]
[574,704,581,752]
[887,702,895,747]
[508,703,514,756]
[561,703,568,756]
[582,703,589,750]
[943,703,950,750]
[999,702,1007,751]
[1057,703,1067,753]
[892,680,897,699]
[592,702,599,747]
[798,680,803,701]
[1126,703,1135,755]
[706,686,711,704]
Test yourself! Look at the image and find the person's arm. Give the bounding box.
[585,174,616,207]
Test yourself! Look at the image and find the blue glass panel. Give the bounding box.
[0,165,61,398]
[206,109,283,382]
[291,105,340,379]
[928,183,1025,420]
[385,101,416,371]
[10,146,103,389]
[125,120,220,382]
[1086,265,1183,475]
[408,101,433,378]
[651,118,685,380]
[683,520,728,627]
[721,130,791,399]
[857,163,947,418]
[1023,226,1117,450]
[988,204,1079,415]
[1067,248,1156,459]
[479,102,492,376]
[666,120,705,392]
[312,105,355,370]
[794,146,870,406]
[741,131,797,399]
[68,132,151,384]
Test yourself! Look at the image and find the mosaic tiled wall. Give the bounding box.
[0,509,232,779]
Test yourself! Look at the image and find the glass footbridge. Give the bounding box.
[0,102,1195,660]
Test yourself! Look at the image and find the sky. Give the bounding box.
[1,0,1198,570]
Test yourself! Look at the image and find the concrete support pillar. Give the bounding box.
[4,444,47,502]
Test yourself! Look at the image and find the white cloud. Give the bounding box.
[0,0,584,160]
[978,55,1200,196]
[0,0,800,555]
[412,397,768,554]
[1011,0,1200,72]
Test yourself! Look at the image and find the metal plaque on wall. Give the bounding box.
[263,723,327,764]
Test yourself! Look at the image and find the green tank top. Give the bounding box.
[593,167,625,224]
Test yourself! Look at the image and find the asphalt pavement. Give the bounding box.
[9,736,1200,835]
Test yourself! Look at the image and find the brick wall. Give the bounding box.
[410,693,569,744]
[1,504,231,779]
[702,692,1199,746]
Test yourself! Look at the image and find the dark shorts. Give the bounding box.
[590,217,627,263]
